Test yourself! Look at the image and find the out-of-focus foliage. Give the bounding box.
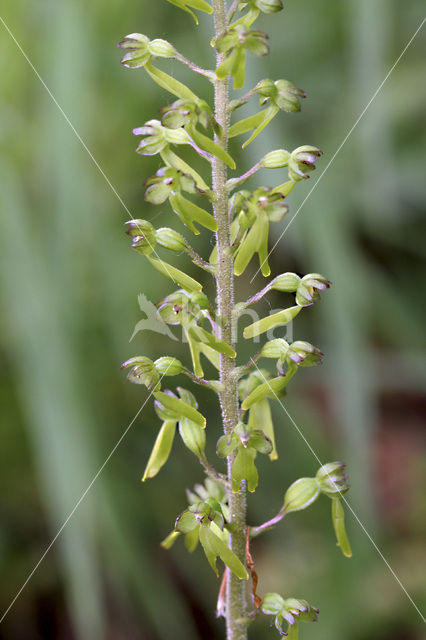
[0,1,425,639]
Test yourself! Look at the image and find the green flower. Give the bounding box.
[133,119,191,156]
[262,593,319,637]
[144,167,198,205]
[217,422,272,493]
[157,290,234,377]
[285,341,323,368]
[174,505,248,579]
[233,187,289,277]
[256,78,306,112]
[288,145,322,181]
[120,356,160,391]
[161,99,212,130]
[316,461,349,498]
[216,26,269,89]
[229,77,305,148]
[144,165,216,235]
[295,272,331,306]
[157,289,208,327]
[118,33,175,69]
[260,338,323,373]
[161,99,235,168]
[124,219,157,255]
[117,33,151,68]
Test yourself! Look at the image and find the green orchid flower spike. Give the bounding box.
[119,1,352,638]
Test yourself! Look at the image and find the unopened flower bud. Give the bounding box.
[189,291,210,310]
[288,145,322,181]
[254,78,276,96]
[261,149,290,169]
[260,338,289,359]
[283,477,320,514]
[156,227,188,252]
[254,0,283,12]
[270,272,301,292]
[274,79,306,112]
[255,78,306,112]
[154,357,185,376]
[262,593,285,615]
[125,219,156,255]
[148,38,176,59]
[316,462,349,497]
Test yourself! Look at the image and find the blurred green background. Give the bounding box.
[0,0,425,638]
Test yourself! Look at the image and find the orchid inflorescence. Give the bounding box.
[119,1,351,638]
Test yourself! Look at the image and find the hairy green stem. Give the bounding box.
[186,245,216,273]
[212,1,248,639]
[199,456,228,484]
[175,52,215,81]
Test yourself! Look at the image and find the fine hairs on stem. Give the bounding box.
[118,2,352,639]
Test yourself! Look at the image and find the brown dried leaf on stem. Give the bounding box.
[246,526,262,609]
